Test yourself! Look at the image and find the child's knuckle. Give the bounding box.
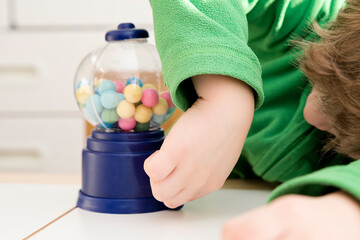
[151,189,163,201]
[164,200,180,209]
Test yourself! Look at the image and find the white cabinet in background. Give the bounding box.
[12,0,153,27]
[0,31,105,112]
[0,0,8,29]
[0,118,84,173]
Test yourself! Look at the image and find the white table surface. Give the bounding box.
[0,183,80,240]
[0,182,272,240]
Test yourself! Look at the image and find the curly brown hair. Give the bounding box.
[300,0,360,159]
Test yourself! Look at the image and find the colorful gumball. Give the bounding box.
[116,100,135,119]
[151,113,167,125]
[152,97,168,115]
[101,109,119,124]
[76,85,91,104]
[98,80,116,94]
[100,91,119,109]
[84,94,104,122]
[141,88,159,108]
[84,106,98,122]
[117,93,125,102]
[99,121,115,129]
[134,104,152,123]
[123,84,143,103]
[86,94,103,114]
[126,77,143,87]
[142,83,156,90]
[118,117,136,131]
[165,107,176,121]
[94,87,100,95]
[167,107,176,115]
[160,91,175,109]
[134,121,150,132]
[113,81,125,93]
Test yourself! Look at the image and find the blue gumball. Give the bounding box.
[85,106,99,122]
[165,107,176,121]
[98,119,115,129]
[117,93,125,102]
[151,113,167,125]
[86,94,103,113]
[98,80,116,94]
[84,94,103,122]
[126,77,143,87]
[100,91,119,109]
[94,87,100,95]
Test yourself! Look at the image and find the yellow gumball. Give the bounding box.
[124,84,143,103]
[76,85,91,104]
[134,104,152,123]
[152,97,168,115]
[116,100,135,119]
[142,83,156,90]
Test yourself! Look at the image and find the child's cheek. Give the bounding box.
[303,91,331,132]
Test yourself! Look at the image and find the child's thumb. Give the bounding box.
[144,150,176,182]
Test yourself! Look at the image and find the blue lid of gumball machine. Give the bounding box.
[105,22,149,42]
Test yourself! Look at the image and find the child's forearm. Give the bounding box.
[192,74,255,132]
[192,74,255,108]
[223,191,360,239]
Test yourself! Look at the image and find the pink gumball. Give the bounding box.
[141,88,159,107]
[113,81,125,93]
[160,91,175,109]
[118,117,136,130]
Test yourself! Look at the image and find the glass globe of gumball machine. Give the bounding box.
[74,23,178,214]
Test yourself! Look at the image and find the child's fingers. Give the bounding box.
[151,179,184,203]
[162,184,200,209]
[144,150,177,182]
[161,171,207,208]
[190,189,209,202]
[150,163,192,202]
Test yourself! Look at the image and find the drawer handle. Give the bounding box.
[0,148,44,171]
[0,62,43,89]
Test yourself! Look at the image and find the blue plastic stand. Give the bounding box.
[77,128,181,214]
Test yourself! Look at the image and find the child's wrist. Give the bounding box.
[192,74,255,109]
[191,74,254,132]
[326,191,360,211]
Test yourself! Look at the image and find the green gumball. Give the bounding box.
[134,121,150,132]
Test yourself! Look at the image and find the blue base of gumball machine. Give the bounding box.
[77,128,182,214]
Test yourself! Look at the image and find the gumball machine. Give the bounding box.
[73,23,177,214]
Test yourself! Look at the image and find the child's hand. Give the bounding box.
[222,191,360,240]
[144,74,254,208]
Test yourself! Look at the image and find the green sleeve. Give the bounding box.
[230,0,344,183]
[268,160,360,202]
[150,0,263,111]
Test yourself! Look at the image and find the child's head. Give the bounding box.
[301,0,360,159]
